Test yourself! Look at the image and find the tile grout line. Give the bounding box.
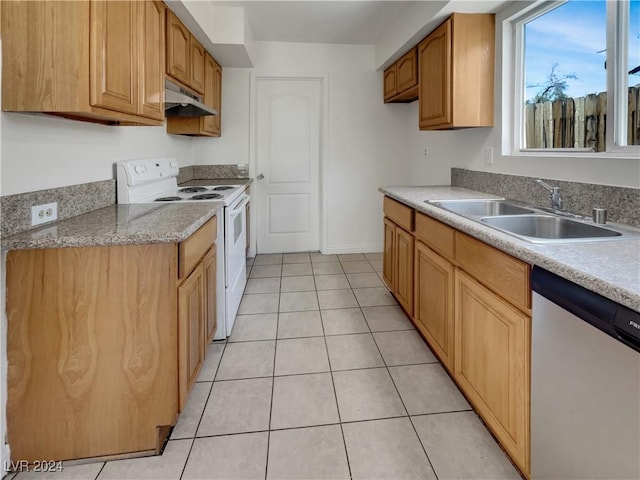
[317,281,354,480]
[368,302,441,480]
[178,337,230,478]
[263,266,284,480]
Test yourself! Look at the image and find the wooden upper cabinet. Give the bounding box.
[90,1,138,115]
[202,54,222,137]
[190,36,205,94]
[166,9,206,96]
[1,0,164,126]
[166,10,191,87]
[383,47,418,103]
[212,59,223,135]
[167,52,222,137]
[419,13,495,130]
[383,65,397,102]
[139,0,166,121]
[418,19,451,128]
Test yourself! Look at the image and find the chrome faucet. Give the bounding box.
[536,179,563,210]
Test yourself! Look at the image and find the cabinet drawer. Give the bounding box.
[179,217,217,279]
[383,197,414,232]
[454,232,531,311]
[415,213,454,261]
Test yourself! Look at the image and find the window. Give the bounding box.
[510,0,639,154]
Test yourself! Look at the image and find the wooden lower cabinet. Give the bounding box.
[383,196,531,477]
[454,269,530,475]
[5,244,179,462]
[177,220,217,410]
[5,217,218,462]
[382,217,414,317]
[203,246,218,345]
[414,241,454,372]
[178,263,206,411]
[383,218,395,289]
[393,226,414,316]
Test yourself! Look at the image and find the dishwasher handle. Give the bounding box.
[531,266,640,353]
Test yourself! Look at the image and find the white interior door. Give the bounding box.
[255,77,321,253]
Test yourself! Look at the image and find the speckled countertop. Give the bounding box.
[0,203,221,250]
[381,186,640,313]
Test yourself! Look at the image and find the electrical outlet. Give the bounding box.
[31,202,58,226]
[424,148,429,158]
[484,147,494,165]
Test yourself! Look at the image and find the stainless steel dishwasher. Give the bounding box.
[531,267,640,480]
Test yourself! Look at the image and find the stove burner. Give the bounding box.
[213,186,235,191]
[155,196,182,202]
[180,187,208,193]
[191,193,223,200]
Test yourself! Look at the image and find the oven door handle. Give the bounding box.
[229,195,249,216]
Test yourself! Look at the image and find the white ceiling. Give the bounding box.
[208,1,411,44]
[209,1,508,45]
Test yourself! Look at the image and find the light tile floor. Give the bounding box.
[6,252,521,480]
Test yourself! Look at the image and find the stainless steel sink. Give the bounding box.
[429,199,535,216]
[481,215,623,242]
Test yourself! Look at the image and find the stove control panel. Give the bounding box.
[117,158,180,186]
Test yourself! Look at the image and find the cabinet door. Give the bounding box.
[414,241,454,371]
[90,0,139,115]
[189,36,205,94]
[454,269,530,474]
[394,226,414,317]
[383,65,397,102]
[383,218,395,290]
[166,10,190,86]
[418,17,451,129]
[202,54,217,135]
[178,263,205,410]
[139,0,165,120]
[203,247,217,345]
[396,48,418,93]
[212,59,222,135]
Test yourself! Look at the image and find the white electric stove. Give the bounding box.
[116,158,249,339]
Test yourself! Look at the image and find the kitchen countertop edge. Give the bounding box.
[380,186,640,313]
[1,203,222,251]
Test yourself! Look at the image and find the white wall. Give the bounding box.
[0,113,194,196]
[404,2,640,188]
[192,41,414,253]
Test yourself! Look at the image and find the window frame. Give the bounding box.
[506,0,640,158]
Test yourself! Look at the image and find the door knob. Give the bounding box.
[257,173,265,180]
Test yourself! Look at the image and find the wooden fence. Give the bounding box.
[525,86,640,151]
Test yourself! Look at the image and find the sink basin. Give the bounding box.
[429,199,535,216]
[481,215,622,242]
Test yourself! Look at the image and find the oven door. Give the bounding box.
[225,194,250,325]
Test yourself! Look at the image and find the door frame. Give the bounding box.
[249,73,329,257]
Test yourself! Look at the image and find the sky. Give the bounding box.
[524,0,640,102]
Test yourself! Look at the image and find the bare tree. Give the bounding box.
[527,63,578,103]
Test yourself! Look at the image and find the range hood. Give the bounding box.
[164,79,217,117]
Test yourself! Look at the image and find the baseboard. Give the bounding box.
[321,243,383,255]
